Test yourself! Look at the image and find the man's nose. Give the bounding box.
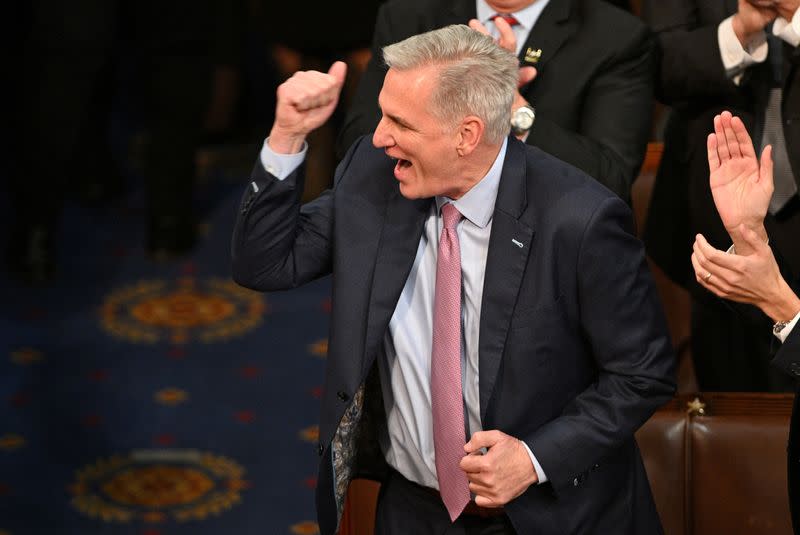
[372,117,392,148]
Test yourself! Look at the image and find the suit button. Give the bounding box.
[317,443,324,456]
[337,391,350,402]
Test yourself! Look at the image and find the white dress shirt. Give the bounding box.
[718,9,800,83]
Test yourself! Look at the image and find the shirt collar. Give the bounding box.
[476,0,551,31]
[435,138,507,229]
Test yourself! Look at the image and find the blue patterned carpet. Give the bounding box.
[0,164,330,534]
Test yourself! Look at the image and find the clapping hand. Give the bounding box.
[707,111,773,254]
[692,226,800,323]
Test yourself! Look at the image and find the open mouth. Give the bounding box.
[394,158,412,172]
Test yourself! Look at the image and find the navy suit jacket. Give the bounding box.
[232,136,676,535]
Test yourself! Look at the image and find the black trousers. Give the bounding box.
[375,469,516,535]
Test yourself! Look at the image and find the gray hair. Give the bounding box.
[382,24,518,144]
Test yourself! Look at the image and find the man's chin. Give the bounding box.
[398,183,420,200]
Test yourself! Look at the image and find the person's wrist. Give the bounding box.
[731,13,763,46]
[512,94,529,111]
[517,440,539,486]
[776,4,797,21]
[268,126,306,154]
[727,221,768,248]
[761,279,800,324]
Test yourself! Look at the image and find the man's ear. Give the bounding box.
[457,116,485,156]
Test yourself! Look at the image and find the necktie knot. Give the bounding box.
[490,13,520,26]
[441,203,462,231]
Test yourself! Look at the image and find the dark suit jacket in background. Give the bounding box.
[336,0,655,203]
[643,0,800,390]
[770,279,800,534]
[231,136,676,534]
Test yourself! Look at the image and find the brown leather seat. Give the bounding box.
[635,393,793,535]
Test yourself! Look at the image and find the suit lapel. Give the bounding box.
[479,139,535,422]
[519,0,576,71]
[362,190,431,375]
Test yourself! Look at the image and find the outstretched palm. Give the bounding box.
[707,111,773,234]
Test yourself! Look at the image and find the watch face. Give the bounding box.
[512,106,535,132]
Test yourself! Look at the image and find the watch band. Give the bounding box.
[774,320,790,335]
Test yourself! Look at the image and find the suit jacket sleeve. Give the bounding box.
[643,0,740,103]
[772,321,800,380]
[524,22,655,201]
[770,278,800,380]
[231,137,364,291]
[526,195,677,494]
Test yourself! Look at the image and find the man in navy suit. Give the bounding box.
[232,25,675,535]
[691,111,800,532]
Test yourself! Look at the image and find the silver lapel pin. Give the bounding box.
[511,239,524,248]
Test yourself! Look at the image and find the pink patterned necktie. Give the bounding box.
[431,202,470,521]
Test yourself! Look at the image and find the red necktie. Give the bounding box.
[490,13,520,26]
[431,203,470,521]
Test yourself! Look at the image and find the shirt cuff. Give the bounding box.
[718,16,768,83]
[520,441,548,484]
[776,310,800,343]
[773,9,800,47]
[259,137,307,180]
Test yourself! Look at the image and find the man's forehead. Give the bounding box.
[385,65,438,89]
[380,66,435,105]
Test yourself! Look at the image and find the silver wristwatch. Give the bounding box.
[773,320,790,336]
[511,105,536,136]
